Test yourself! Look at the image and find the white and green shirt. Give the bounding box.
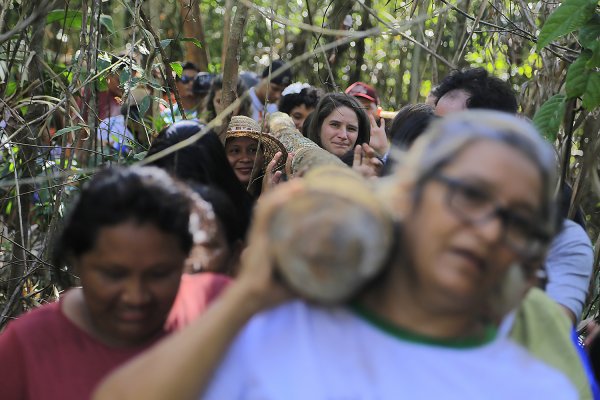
[202,300,577,399]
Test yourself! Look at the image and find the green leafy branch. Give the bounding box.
[533,0,600,140]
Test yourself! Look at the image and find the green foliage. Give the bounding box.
[170,62,183,77]
[46,9,115,33]
[566,51,600,110]
[579,15,600,48]
[532,94,566,142]
[536,0,598,49]
[53,125,86,139]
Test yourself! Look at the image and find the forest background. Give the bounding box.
[0,0,599,329]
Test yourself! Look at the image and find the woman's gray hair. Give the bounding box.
[397,110,558,241]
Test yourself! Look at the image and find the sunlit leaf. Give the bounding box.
[181,37,203,48]
[537,0,597,49]
[170,62,183,77]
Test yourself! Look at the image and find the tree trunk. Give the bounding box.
[221,0,233,67]
[219,3,249,140]
[180,0,209,71]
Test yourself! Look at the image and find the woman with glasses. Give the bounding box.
[95,110,586,399]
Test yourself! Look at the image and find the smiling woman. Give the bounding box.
[306,93,371,159]
[0,167,202,400]
[224,116,287,196]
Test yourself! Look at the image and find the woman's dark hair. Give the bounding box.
[145,120,253,239]
[206,74,252,122]
[306,93,371,153]
[191,184,245,246]
[388,104,437,150]
[278,87,322,114]
[54,167,193,265]
[379,104,437,177]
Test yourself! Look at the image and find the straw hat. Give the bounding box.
[225,116,287,171]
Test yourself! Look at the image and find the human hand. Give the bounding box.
[368,112,389,156]
[261,152,284,193]
[235,181,304,312]
[352,144,383,179]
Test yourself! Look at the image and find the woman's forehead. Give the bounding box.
[440,140,543,209]
[227,137,258,146]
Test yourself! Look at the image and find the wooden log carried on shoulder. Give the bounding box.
[265,164,395,303]
[268,112,345,177]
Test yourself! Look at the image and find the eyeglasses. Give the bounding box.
[178,75,194,84]
[430,174,549,258]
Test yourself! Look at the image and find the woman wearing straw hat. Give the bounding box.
[224,116,287,196]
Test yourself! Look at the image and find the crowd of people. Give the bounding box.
[1,55,598,400]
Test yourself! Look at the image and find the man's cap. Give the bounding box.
[262,60,292,86]
[193,72,214,95]
[345,82,379,105]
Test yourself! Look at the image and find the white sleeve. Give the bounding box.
[545,219,594,320]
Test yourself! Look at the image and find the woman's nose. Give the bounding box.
[122,279,151,306]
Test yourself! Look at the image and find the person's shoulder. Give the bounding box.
[560,219,592,243]
[4,301,62,332]
[483,336,578,397]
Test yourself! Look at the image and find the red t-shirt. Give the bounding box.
[0,300,164,400]
[0,273,230,400]
[166,272,231,331]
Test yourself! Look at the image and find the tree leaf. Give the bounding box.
[566,51,600,110]
[532,94,566,142]
[537,0,597,49]
[181,37,203,48]
[99,15,115,34]
[582,72,600,110]
[566,52,591,98]
[579,14,600,48]
[170,62,183,77]
[160,39,173,48]
[46,9,83,29]
[586,42,600,69]
[53,125,85,139]
[138,95,152,115]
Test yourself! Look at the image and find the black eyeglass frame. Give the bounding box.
[429,173,550,258]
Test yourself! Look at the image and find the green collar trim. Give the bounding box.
[349,301,497,349]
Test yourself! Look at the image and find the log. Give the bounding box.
[267,165,394,303]
[268,112,345,177]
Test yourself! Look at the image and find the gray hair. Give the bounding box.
[397,110,558,242]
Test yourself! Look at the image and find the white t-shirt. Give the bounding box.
[96,115,135,153]
[202,301,577,400]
